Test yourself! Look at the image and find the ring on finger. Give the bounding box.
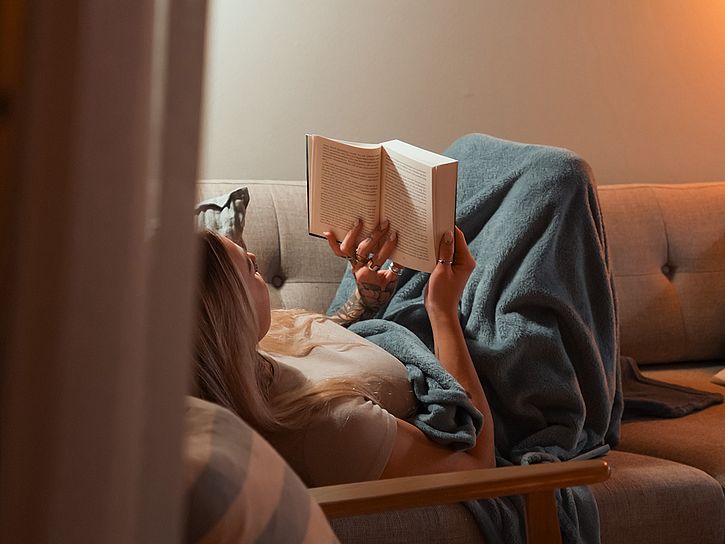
[367,260,381,272]
[351,251,366,266]
[355,246,371,260]
[389,264,404,275]
[437,259,453,265]
[343,251,362,265]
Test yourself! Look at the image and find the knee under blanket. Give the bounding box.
[328,134,623,543]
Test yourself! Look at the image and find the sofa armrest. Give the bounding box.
[310,459,609,544]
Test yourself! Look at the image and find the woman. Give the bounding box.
[193,220,496,486]
[194,134,621,544]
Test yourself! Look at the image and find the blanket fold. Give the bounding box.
[621,355,723,419]
[348,317,483,450]
[329,133,623,544]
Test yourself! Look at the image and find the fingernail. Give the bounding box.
[444,231,453,244]
[323,231,330,237]
[381,219,390,230]
[389,230,397,242]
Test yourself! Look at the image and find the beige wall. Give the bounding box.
[201,0,725,185]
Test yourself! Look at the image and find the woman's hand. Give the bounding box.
[424,227,476,319]
[325,220,402,314]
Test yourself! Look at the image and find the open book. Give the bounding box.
[306,134,457,273]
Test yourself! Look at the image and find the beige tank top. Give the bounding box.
[262,316,416,486]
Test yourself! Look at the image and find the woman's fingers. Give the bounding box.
[325,220,402,274]
[436,230,455,265]
[357,220,390,260]
[324,219,365,260]
[434,227,474,269]
[426,226,476,315]
[339,219,364,258]
[452,227,476,269]
[324,230,346,257]
[369,230,398,267]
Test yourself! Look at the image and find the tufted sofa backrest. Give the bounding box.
[198,180,346,314]
[198,180,725,366]
[599,182,725,364]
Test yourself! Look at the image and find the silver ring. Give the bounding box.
[389,264,404,275]
[437,259,453,265]
[367,260,381,272]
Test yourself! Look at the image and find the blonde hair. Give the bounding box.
[260,309,381,426]
[193,230,376,432]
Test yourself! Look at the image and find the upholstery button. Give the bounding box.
[271,275,285,288]
[661,264,673,276]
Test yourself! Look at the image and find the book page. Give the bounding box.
[379,147,435,272]
[308,135,380,241]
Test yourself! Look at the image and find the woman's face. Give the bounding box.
[220,235,271,340]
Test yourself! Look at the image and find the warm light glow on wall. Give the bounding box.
[203,1,725,184]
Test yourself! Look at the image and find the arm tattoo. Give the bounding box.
[329,289,370,327]
[358,281,396,310]
[330,282,397,327]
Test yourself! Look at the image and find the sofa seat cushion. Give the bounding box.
[592,450,725,544]
[618,362,725,487]
[329,503,484,544]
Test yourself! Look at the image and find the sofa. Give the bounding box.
[195,178,725,543]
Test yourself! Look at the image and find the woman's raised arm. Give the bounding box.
[381,228,496,477]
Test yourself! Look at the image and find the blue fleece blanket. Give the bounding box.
[328,134,623,543]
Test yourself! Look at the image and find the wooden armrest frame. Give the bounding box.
[310,459,610,544]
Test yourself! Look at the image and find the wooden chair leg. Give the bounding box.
[525,490,562,544]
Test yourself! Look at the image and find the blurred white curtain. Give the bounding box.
[0,1,207,542]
